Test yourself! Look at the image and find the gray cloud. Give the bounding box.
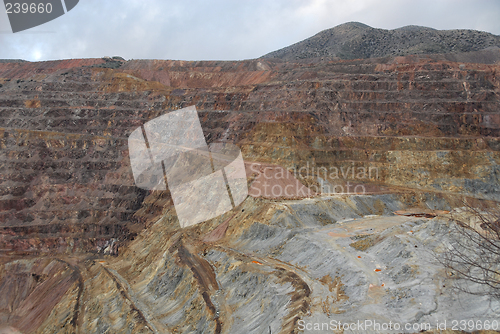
[0,0,499,61]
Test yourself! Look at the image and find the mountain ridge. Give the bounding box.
[262,22,500,61]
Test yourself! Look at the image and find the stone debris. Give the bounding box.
[0,44,499,332]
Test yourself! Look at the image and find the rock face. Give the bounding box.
[0,50,500,333]
[262,22,500,61]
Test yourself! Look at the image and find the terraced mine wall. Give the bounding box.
[0,56,499,254]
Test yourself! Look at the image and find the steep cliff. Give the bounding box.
[0,51,499,333]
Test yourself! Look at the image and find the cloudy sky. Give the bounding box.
[1,0,499,62]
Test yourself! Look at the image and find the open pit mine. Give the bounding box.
[1,24,500,334]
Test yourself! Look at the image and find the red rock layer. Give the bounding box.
[0,56,499,253]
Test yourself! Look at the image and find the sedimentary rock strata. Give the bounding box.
[0,53,499,333]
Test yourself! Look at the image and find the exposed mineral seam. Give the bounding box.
[172,237,223,334]
[100,264,164,333]
[54,258,84,332]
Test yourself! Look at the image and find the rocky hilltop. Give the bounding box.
[0,32,500,333]
[262,22,500,61]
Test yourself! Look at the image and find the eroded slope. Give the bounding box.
[0,55,499,333]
